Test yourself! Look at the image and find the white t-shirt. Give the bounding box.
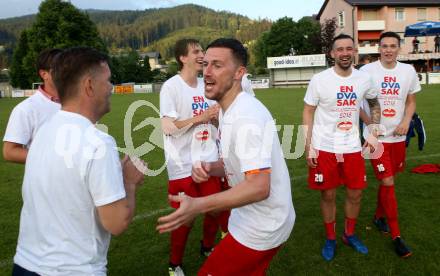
[241,73,255,96]
[3,88,61,147]
[360,61,421,143]
[14,110,126,276]
[160,74,218,180]
[304,67,377,154]
[218,92,295,250]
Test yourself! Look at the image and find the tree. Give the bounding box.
[10,0,106,88]
[252,16,322,70]
[109,51,153,84]
[10,30,32,88]
[320,17,337,66]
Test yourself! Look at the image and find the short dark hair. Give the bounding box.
[207,38,248,67]
[360,55,372,63]
[379,31,401,46]
[52,47,109,103]
[174,38,200,70]
[332,33,354,48]
[36,48,62,78]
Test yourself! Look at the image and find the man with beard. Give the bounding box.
[302,34,381,261]
[160,38,228,276]
[157,38,295,275]
[360,31,420,258]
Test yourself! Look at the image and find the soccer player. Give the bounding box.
[12,47,145,275]
[360,31,421,258]
[157,38,295,275]
[3,48,62,163]
[302,34,381,261]
[160,38,228,276]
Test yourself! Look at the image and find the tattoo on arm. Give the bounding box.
[366,97,381,124]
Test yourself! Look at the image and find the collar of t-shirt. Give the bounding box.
[38,85,60,103]
[331,67,354,80]
[222,91,245,117]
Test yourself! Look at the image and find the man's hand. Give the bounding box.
[121,155,146,190]
[200,104,220,123]
[192,161,210,183]
[157,194,200,233]
[305,145,318,168]
[393,120,410,136]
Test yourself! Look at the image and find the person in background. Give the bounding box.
[3,48,62,163]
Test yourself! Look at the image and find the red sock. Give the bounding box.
[217,210,230,233]
[203,214,218,248]
[170,225,191,265]
[324,221,336,240]
[375,185,386,219]
[345,217,357,236]
[380,185,400,239]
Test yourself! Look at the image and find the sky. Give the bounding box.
[0,0,324,21]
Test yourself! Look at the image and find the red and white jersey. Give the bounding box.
[304,67,377,154]
[360,61,421,143]
[160,75,218,180]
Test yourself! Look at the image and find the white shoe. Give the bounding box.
[169,265,185,276]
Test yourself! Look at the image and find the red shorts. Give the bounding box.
[198,234,280,276]
[308,150,367,190]
[168,176,223,208]
[370,141,406,180]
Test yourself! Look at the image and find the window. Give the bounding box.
[417,8,427,21]
[338,11,345,28]
[395,8,405,21]
[362,9,378,20]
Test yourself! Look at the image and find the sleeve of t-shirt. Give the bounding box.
[304,76,319,106]
[3,103,32,145]
[409,67,422,94]
[160,82,179,119]
[87,135,126,207]
[364,75,378,100]
[231,115,273,173]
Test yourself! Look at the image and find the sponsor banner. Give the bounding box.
[267,54,326,69]
[12,90,25,98]
[418,73,427,84]
[251,79,270,89]
[428,73,440,84]
[114,84,134,94]
[134,84,153,93]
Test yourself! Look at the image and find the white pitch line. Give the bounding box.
[0,152,437,268]
[133,207,173,221]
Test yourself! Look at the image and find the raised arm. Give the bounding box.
[156,172,270,233]
[161,104,219,136]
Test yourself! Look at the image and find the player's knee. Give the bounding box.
[347,190,362,203]
[381,176,394,186]
[321,189,336,202]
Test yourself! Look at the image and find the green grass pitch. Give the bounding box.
[0,86,439,275]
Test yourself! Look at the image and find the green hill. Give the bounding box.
[0,4,271,64]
